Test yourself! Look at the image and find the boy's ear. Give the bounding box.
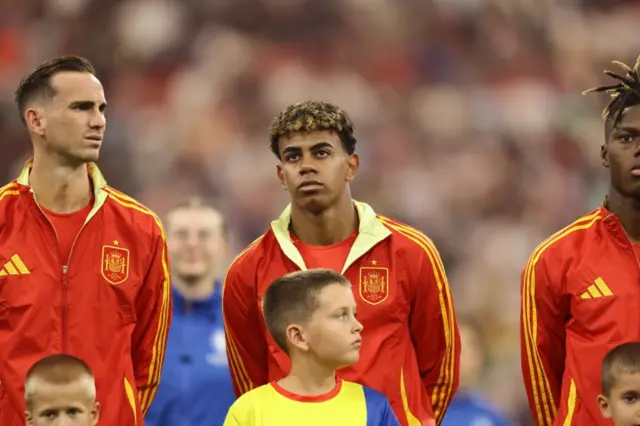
[92,402,101,425]
[597,394,612,419]
[24,411,33,426]
[286,324,309,352]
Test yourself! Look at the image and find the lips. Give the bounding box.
[298,180,323,190]
[85,135,103,141]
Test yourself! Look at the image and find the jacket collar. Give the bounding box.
[270,200,391,273]
[16,158,110,224]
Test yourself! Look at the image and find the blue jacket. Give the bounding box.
[441,390,512,426]
[145,284,236,426]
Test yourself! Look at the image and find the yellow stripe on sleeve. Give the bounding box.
[377,217,456,424]
[104,189,172,414]
[0,182,19,203]
[563,379,577,426]
[221,235,264,395]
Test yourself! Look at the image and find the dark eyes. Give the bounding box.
[619,134,637,143]
[285,151,329,162]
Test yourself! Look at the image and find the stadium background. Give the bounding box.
[1,0,639,424]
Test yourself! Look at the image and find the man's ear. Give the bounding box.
[601,144,610,168]
[276,164,287,191]
[345,153,359,182]
[25,106,46,137]
[597,394,612,419]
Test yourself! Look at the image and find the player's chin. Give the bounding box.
[295,196,330,214]
[621,183,640,201]
[338,350,360,368]
[76,150,100,163]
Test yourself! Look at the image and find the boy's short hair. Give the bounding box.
[601,342,640,396]
[262,269,351,353]
[24,354,96,411]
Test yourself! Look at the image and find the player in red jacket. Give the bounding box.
[520,55,640,426]
[0,56,172,426]
[223,100,460,426]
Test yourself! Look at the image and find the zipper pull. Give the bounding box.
[62,265,68,274]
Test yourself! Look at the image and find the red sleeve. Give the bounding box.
[520,249,565,426]
[133,221,173,415]
[408,235,460,425]
[222,241,269,397]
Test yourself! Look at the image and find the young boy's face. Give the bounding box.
[25,379,100,426]
[598,371,640,426]
[302,283,363,368]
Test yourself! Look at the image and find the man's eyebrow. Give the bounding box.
[614,126,640,133]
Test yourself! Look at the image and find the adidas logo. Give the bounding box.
[0,255,31,276]
[580,277,613,299]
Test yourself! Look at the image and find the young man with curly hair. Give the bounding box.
[223,100,460,426]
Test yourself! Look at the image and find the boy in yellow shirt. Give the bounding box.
[223,268,400,426]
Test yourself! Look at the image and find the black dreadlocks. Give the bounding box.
[583,55,640,129]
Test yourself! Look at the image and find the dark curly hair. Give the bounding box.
[269,100,357,158]
[583,55,640,132]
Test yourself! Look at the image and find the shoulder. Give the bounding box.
[0,181,21,217]
[102,186,165,239]
[375,214,442,262]
[525,209,603,270]
[360,385,390,405]
[231,384,274,410]
[359,385,398,424]
[225,231,272,276]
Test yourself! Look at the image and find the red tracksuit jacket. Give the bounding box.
[521,205,640,426]
[0,162,172,426]
[223,201,460,426]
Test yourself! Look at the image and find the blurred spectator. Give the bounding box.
[442,319,513,426]
[145,198,234,426]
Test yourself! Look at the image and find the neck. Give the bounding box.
[173,275,217,302]
[278,354,337,396]
[29,154,92,214]
[607,187,640,243]
[290,193,358,246]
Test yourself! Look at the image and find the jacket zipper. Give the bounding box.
[31,191,90,353]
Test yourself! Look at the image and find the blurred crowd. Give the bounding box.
[2,0,640,424]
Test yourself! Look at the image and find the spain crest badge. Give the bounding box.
[359,266,389,305]
[101,245,129,285]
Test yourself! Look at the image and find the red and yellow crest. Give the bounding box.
[359,266,389,305]
[101,245,129,285]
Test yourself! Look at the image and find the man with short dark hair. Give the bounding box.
[0,56,172,426]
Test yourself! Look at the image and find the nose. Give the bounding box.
[90,110,106,129]
[353,318,363,333]
[298,154,317,175]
